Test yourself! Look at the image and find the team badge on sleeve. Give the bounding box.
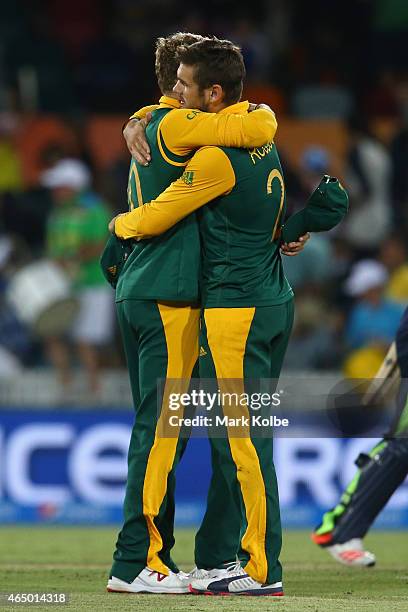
[181,171,195,186]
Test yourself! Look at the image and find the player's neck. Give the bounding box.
[206,96,241,114]
[163,91,180,101]
[206,100,228,114]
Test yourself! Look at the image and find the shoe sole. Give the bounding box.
[107,587,190,595]
[189,585,284,597]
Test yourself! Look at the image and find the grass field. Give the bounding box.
[1,528,407,611]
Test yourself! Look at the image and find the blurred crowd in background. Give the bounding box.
[0,0,408,394]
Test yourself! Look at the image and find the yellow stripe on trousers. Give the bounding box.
[204,307,269,584]
[143,302,199,574]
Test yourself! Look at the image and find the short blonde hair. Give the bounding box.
[155,32,204,94]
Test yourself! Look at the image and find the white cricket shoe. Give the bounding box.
[326,538,376,567]
[107,567,190,594]
[187,564,237,582]
[188,566,211,580]
[177,570,190,579]
[189,561,284,596]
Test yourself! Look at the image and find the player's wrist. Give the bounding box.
[122,117,140,133]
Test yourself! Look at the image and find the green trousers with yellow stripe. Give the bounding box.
[196,301,294,585]
[111,299,199,582]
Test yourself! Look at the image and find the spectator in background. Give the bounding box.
[342,115,392,254]
[390,93,408,229]
[101,150,130,217]
[282,144,332,217]
[41,158,114,396]
[0,113,22,194]
[380,233,408,305]
[291,68,354,119]
[299,145,331,193]
[283,234,333,292]
[343,259,404,378]
[363,70,400,118]
[284,296,344,370]
[0,235,30,375]
[283,146,333,291]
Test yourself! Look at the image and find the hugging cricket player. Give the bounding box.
[104,33,281,595]
[111,37,348,595]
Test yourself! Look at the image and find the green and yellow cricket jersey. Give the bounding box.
[197,142,292,307]
[115,101,292,308]
[116,97,278,303]
[116,100,198,302]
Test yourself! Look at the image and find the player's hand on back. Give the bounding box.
[248,102,275,114]
[280,232,310,256]
[108,213,127,234]
[123,112,153,165]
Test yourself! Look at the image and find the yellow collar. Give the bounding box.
[218,100,249,115]
[158,97,249,114]
[158,95,182,109]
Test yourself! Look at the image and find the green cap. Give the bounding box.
[100,234,134,289]
[281,175,349,243]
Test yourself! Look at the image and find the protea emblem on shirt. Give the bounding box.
[181,171,194,186]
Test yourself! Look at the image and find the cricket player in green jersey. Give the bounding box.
[115,38,348,596]
[106,33,279,595]
[312,308,408,567]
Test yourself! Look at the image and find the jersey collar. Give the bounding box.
[158,97,249,114]
[158,95,182,109]
[218,100,249,115]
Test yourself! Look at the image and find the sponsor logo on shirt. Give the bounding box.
[186,110,201,120]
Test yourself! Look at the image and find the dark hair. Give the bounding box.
[177,37,246,105]
[155,32,204,94]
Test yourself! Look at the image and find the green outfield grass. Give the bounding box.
[0,527,407,611]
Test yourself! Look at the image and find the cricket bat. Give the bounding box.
[361,341,400,407]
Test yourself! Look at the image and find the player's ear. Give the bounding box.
[210,84,223,102]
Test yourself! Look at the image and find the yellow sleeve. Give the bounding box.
[160,108,277,156]
[114,147,235,239]
[129,104,159,120]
